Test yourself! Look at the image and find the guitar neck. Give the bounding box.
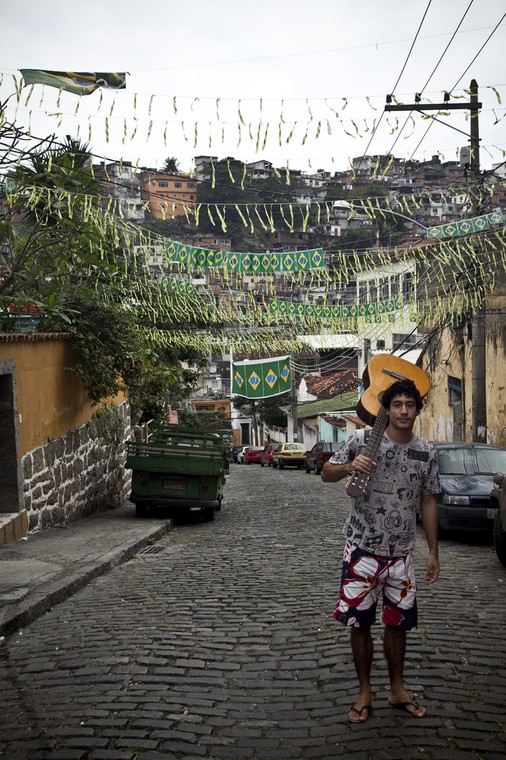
[362,405,388,460]
[346,405,388,499]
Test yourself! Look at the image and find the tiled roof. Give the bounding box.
[321,414,347,427]
[343,414,367,427]
[281,390,358,419]
[304,369,358,399]
[0,332,70,343]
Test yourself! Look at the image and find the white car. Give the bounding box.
[236,446,249,464]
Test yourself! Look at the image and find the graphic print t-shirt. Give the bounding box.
[330,430,440,557]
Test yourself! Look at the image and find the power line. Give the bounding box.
[407,9,506,162]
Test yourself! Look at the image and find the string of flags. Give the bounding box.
[269,297,403,320]
[231,355,292,399]
[426,210,505,239]
[165,241,325,272]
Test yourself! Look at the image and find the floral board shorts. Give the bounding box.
[334,541,418,630]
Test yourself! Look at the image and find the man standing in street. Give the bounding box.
[322,378,440,723]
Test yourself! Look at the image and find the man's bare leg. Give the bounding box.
[349,626,373,722]
[384,626,426,717]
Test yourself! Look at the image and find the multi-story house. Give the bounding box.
[94,161,144,222]
[140,170,198,220]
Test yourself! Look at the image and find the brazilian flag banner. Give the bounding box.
[20,70,127,96]
[232,356,292,399]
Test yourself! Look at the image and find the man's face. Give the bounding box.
[386,393,419,431]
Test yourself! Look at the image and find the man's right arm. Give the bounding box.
[321,451,378,483]
[321,460,354,483]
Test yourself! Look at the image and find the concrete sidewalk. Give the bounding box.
[0,505,173,638]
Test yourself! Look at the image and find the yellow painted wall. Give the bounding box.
[484,281,506,445]
[0,335,126,457]
[418,285,506,446]
[418,326,465,442]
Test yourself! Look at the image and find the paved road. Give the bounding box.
[1,464,506,759]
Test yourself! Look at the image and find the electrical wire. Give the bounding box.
[407,9,506,163]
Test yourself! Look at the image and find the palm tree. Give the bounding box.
[162,156,180,174]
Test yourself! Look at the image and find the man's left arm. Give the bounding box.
[420,493,439,584]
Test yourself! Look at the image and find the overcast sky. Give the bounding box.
[1,0,505,172]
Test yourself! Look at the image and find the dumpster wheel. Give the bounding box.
[136,503,150,518]
[202,506,215,522]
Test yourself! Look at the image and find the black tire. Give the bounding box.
[272,461,278,469]
[279,460,284,469]
[494,510,506,567]
[202,506,215,522]
[135,503,150,518]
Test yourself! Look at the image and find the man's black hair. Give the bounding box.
[381,379,424,412]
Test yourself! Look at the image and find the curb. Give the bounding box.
[0,519,173,639]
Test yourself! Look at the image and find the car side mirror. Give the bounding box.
[494,472,505,487]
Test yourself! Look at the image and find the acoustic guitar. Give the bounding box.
[346,354,430,498]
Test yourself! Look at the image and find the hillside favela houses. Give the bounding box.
[1,150,505,543]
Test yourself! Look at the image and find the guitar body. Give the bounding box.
[346,354,430,498]
[356,354,431,427]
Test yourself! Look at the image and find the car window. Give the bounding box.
[476,448,506,473]
[438,447,506,475]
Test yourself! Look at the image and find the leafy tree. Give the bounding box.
[162,156,180,174]
[232,393,288,429]
[0,120,206,425]
[196,158,304,250]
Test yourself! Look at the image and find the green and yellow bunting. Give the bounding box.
[427,211,504,239]
[160,275,200,297]
[269,297,403,319]
[232,355,292,399]
[20,69,127,96]
[165,240,324,272]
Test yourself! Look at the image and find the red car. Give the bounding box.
[244,446,264,464]
[260,443,280,467]
[305,441,343,474]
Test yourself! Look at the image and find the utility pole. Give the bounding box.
[290,356,298,441]
[468,80,487,442]
[385,80,486,441]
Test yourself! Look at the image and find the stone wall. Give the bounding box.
[22,400,132,531]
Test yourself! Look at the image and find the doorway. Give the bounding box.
[0,372,21,513]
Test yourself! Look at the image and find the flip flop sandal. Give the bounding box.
[349,704,372,723]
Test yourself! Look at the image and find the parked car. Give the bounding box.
[491,472,506,566]
[272,442,307,469]
[231,445,243,463]
[305,441,342,474]
[236,446,249,464]
[260,443,280,467]
[244,446,264,465]
[432,442,506,534]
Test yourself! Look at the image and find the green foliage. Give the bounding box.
[161,156,180,174]
[0,126,206,424]
[196,158,305,249]
[232,393,288,428]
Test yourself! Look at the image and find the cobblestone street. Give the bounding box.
[1,464,506,759]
